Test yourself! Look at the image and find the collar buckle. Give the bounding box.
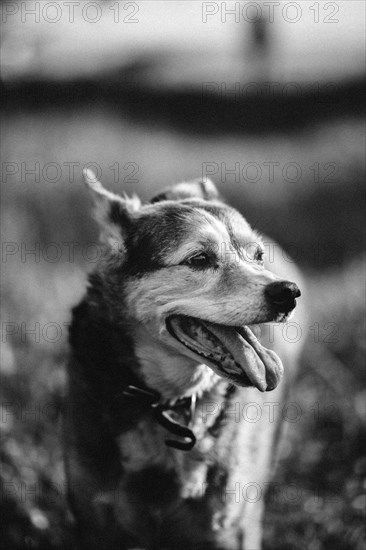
[122,384,197,451]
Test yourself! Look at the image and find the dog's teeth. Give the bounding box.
[174,317,239,371]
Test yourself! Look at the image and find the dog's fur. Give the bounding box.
[64,172,306,550]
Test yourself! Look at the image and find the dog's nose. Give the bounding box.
[265,281,301,311]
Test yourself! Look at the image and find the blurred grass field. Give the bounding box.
[1,101,365,549]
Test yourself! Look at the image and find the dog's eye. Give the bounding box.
[184,253,211,269]
[254,248,264,264]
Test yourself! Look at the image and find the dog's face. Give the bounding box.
[84,171,300,398]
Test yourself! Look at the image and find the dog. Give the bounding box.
[64,170,305,550]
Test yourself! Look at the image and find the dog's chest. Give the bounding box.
[116,405,222,506]
[117,419,174,473]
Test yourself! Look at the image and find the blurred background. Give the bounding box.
[1,1,365,548]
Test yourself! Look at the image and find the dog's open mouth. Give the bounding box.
[166,315,283,392]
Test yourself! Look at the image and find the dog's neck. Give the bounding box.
[132,323,221,402]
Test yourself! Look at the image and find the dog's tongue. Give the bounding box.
[204,323,283,392]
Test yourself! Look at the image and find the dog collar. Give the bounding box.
[122,385,197,451]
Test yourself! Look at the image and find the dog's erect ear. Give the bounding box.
[83,169,140,249]
[150,178,221,204]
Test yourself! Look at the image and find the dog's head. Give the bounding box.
[84,170,300,398]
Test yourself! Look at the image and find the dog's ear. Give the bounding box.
[150,178,221,203]
[83,169,140,249]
